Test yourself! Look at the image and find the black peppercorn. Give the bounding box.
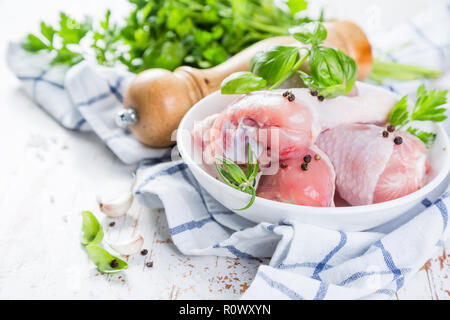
[301,163,309,171]
[109,222,116,227]
[110,259,119,268]
[141,249,148,256]
[303,155,312,163]
[311,90,318,96]
[287,93,295,102]
[382,131,389,138]
[283,91,290,97]
[146,261,154,268]
[318,96,325,102]
[387,125,396,132]
[280,163,287,169]
[394,136,403,145]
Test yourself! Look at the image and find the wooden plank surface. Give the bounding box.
[0,0,448,300]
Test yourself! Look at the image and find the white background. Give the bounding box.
[0,0,449,299]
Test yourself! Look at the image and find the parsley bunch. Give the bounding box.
[389,85,448,146]
[22,0,311,73]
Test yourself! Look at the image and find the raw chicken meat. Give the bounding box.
[317,124,427,206]
[315,82,398,130]
[192,83,414,208]
[257,146,336,207]
[193,83,398,165]
[195,90,321,165]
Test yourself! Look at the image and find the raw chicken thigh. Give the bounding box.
[317,124,427,206]
[257,146,336,207]
[195,90,321,165]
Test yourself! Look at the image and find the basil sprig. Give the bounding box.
[389,85,448,147]
[221,21,358,99]
[81,211,128,274]
[214,145,259,211]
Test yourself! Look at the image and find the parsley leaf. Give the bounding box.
[389,96,410,127]
[411,85,448,122]
[286,0,309,15]
[388,85,447,147]
[407,127,437,147]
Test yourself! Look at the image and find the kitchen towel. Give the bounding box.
[7,3,450,299]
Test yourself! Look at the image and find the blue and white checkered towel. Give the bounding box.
[7,3,450,299]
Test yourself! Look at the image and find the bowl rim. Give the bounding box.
[177,89,450,215]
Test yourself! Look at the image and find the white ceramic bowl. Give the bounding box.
[177,87,450,231]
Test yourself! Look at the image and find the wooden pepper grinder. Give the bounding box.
[118,20,373,148]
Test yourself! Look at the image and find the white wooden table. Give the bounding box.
[0,0,449,300]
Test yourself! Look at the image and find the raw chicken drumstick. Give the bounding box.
[316,124,427,206]
[257,146,336,207]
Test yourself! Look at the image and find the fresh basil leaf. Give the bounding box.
[286,0,308,15]
[411,85,448,122]
[289,22,327,46]
[221,72,267,94]
[407,127,436,147]
[81,211,104,246]
[22,34,49,52]
[308,47,357,98]
[250,45,299,86]
[85,245,128,274]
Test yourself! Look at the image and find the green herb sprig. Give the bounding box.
[389,85,448,147]
[22,13,92,66]
[22,0,311,73]
[81,211,128,274]
[221,21,358,99]
[214,145,259,210]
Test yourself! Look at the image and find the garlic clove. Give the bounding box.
[97,192,133,218]
[106,235,144,256]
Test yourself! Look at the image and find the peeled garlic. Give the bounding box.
[106,235,144,256]
[97,192,133,218]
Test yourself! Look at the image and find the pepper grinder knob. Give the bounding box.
[116,108,138,129]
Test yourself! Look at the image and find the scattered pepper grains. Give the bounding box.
[314,154,321,161]
[109,222,116,227]
[394,136,403,145]
[387,124,396,132]
[110,259,119,268]
[141,249,148,256]
[280,163,287,169]
[310,90,318,96]
[382,131,389,138]
[303,155,312,163]
[318,96,325,102]
[301,163,309,171]
[282,90,290,97]
[287,93,295,102]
